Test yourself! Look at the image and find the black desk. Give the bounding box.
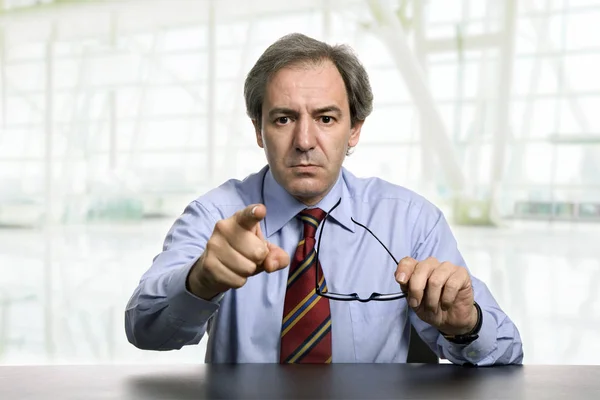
[1,364,599,399]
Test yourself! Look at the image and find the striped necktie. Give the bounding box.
[279,208,332,364]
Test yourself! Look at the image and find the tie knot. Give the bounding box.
[297,208,326,239]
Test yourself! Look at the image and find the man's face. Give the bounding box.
[253,61,363,206]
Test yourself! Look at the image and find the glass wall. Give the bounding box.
[0,0,599,365]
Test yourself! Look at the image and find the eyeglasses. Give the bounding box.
[315,198,407,302]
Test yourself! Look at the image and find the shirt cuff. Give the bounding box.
[166,259,222,325]
[439,308,498,365]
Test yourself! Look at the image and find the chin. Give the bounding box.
[286,183,326,203]
[273,168,328,200]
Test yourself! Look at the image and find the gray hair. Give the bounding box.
[244,33,374,135]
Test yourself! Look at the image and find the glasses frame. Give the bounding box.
[314,198,407,302]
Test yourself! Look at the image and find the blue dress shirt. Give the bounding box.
[125,165,524,365]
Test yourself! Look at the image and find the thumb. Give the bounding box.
[235,204,266,231]
[262,242,291,273]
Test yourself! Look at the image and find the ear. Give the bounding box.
[348,120,364,148]
[252,119,264,148]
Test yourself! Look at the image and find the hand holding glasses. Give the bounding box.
[315,198,480,336]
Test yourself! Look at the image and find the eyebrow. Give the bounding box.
[313,106,343,117]
[267,108,299,119]
[267,105,343,119]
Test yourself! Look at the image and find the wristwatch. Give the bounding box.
[440,302,482,345]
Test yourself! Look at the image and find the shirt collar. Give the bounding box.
[262,166,355,238]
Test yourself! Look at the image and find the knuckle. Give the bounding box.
[445,280,461,292]
[230,277,247,289]
[198,253,215,272]
[440,261,456,271]
[254,245,267,261]
[458,266,469,277]
[242,260,257,276]
[262,259,274,273]
[214,219,226,231]
[205,239,216,252]
[399,256,411,264]
[199,262,214,279]
[204,239,222,256]
[214,219,228,234]
[428,276,444,289]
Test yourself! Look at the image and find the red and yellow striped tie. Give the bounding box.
[279,208,332,364]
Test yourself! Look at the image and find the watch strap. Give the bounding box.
[440,302,482,345]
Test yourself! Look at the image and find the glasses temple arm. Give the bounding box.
[350,217,399,265]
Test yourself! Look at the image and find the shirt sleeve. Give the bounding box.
[124,200,222,351]
[407,200,524,366]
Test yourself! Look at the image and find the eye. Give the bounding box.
[320,116,333,124]
[276,117,290,125]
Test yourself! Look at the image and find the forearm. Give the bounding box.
[408,204,524,366]
[411,301,523,366]
[437,303,523,366]
[125,260,220,350]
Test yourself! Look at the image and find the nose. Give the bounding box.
[292,116,317,152]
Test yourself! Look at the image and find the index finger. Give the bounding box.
[395,256,418,292]
[235,204,267,231]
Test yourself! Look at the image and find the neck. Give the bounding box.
[294,195,324,207]
[293,182,337,207]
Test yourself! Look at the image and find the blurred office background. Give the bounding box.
[0,0,599,365]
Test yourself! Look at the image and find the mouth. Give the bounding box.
[290,164,320,172]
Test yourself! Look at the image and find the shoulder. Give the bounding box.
[341,168,450,256]
[342,167,439,216]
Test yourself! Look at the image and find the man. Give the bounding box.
[125,33,523,365]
